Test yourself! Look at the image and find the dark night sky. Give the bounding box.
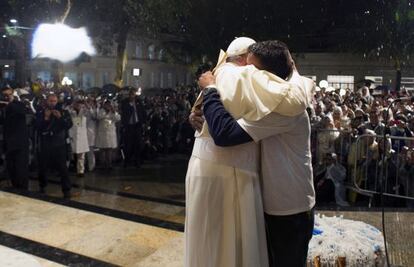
[1,0,413,58]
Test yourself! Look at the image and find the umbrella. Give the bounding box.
[102,84,120,95]
[356,79,375,87]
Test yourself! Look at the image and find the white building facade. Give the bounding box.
[1,50,414,91]
[1,38,194,90]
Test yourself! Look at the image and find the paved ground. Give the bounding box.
[1,153,413,266]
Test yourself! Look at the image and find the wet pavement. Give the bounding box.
[1,153,413,266]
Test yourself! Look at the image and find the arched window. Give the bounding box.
[135,43,143,58]
[158,49,165,61]
[148,44,155,60]
[185,53,191,64]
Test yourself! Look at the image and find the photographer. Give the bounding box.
[36,94,73,198]
[0,85,30,191]
[120,89,146,168]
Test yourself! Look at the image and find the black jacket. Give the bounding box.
[120,98,146,127]
[202,89,252,146]
[36,107,73,148]
[0,100,29,152]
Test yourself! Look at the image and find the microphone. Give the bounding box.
[395,96,414,102]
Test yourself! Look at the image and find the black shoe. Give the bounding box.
[63,192,72,199]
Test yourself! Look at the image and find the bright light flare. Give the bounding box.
[319,80,329,89]
[62,76,73,86]
[31,23,96,63]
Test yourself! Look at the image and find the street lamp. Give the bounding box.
[10,19,18,24]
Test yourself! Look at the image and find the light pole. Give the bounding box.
[0,19,34,86]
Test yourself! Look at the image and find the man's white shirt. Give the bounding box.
[238,112,315,215]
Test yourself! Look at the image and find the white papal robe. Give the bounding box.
[185,62,308,267]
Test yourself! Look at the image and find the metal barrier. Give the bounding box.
[312,128,354,167]
[312,129,414,206]
[352,134,414,202]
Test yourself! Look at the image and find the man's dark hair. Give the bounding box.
[1,84,12,92]
[248,40,293,80]
[47,93,58,99]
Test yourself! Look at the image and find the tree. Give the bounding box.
[344,0,414,91]
[6,0,77,85]
[69,0,188,86]
[7,0,188,86]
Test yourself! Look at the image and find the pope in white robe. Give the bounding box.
[185,37,310,267]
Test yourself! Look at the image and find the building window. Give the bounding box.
[401,77,414,92]
[82,72,94,88]
[158,49,165,61]
[64,72,78,86]
[102,72,110,85]
[364,76,382,88]
[135,43,143,58]
[37,71,51,82]
[150,72,155,87]
[327,75,354,90]
[148,44,156,60]
[185,53,191,64]
[167,72,173,88]
[3,70,14,80]
[160,72,165,88]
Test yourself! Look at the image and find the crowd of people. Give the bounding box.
[0,80,197,197]
[1,78,414,205]
[309,85,414,208]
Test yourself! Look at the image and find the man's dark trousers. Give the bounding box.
[6,148,29,189]
[265,208,314,267]
[123,123,143,166]
[38,144,71,193]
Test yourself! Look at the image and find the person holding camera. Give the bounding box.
[120,88,146,168]
[0,85,30,191]
[36,94,73,198]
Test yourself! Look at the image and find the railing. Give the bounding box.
[312,128,414,207]
[312,128,354,167]
[352,134,414,203]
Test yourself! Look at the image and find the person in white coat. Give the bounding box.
[85,97,98,171]
[68,100,89,177]
[96,100,120,169]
